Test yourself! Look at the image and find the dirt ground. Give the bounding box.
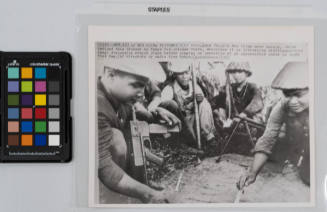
[99,135,310,204]
[153,153,310,203]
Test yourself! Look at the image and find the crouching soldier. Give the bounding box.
[160,61,216,149]
[97,61,180,203]
[212,61,264,129]
[237,61,311,190]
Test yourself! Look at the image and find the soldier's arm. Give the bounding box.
[134,82,162,120]
[253,100,285,155]
[99,161,160,203]
[134,102,154,121]
[98,112,125,184]
[98,114,166,203]
[237,152,268,190]
[147,96,161,112]
[160,85,174,102]
[243,84,264,116]
[250,152,269,173]
[146,81,162,111]
[238,102,285,190]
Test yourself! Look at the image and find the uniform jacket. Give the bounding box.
[161,80,204,114]
[254,99,310,184]
[213,82,264,117]
[97,78,132,184]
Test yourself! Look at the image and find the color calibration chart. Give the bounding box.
[1,52,72,162]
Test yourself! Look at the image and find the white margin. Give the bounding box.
[88,26,315,208]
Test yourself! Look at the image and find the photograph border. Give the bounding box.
[88,25,315,208]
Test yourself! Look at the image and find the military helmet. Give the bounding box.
[226,61,252,76]
[167,61,192,73]
[101,60,166,82]
[271,61,308,90]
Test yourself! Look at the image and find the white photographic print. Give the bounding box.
[88,26,314,207]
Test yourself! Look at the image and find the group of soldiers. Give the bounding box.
[97,60,310,203]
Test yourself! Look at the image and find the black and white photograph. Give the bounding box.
[88,26,314,207]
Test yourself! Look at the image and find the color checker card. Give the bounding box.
[0,52,72,162]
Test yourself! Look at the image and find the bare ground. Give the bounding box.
[100,136,310,204]
[153,153,310,203]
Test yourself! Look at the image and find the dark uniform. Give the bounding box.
[97,77,132,185]
[96,61,170,204]
[254,96,310,185]
[254,61,310,185]
[213,82,263,118]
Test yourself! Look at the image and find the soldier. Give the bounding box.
[212,61,264,129]
[160,61,216,148]
[237,61,310,190]
[97,61,181,203]
[133,80,163,119]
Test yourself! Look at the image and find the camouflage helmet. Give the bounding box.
[271,61,308,90]
[226,61,252,76]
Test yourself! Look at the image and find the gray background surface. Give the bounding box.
[1,0,327,211]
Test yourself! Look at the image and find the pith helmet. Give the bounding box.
[102,61,165,82]
[167,61,192,73]
[226,61,252,76]
[271,61,308,90]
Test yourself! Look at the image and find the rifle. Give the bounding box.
[127,110,180,184]
[216,115,265,162]
[191,63,202,150]
[235,115,265,130]
[225,70,238,118]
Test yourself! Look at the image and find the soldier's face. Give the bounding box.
[231,71,247,84]
[284,89,309,113]
[176,71,191,87]
[104,71,147,103]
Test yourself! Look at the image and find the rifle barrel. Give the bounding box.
[235,115,265,129]
[191,64,201,150]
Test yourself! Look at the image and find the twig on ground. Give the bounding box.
[175,170,184,192]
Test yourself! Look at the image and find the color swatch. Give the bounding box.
[6,66,61,147]
[1,52,72,162]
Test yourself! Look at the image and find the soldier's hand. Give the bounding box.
[236,171,257,190]
[155,107,182,129]
[134,102,148,113]
[184,96,193,105]
[146,190,172,203]
[223,118,233,128]
[195,93,204,103]
[239,112,247,119]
